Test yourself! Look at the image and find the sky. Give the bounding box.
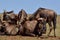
[0,0,60,15]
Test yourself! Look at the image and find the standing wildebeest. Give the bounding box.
[18,9,27,25]
[18,18,46,37]
[3,10,18,25]
[29,8,57,37]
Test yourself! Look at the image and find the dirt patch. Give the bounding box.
[0,36,60,40]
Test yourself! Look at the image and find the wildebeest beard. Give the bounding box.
[33,19,46,36]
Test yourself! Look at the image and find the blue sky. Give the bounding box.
[0,0,60,15]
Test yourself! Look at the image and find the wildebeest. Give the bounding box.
[3,10,13,21]
[18,18,46,37]
[3,10,18,25]
[29,8,57,37]
[18,9,27,25]
[3,21,19,35]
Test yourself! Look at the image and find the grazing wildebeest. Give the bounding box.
[18,9,27,25]
[29,8,57,37]
[3,21,19,35]
[18,18,46,37]
[3,10,18,25]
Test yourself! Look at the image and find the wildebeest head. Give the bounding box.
[3,10,14,21]
[36,18,46,36]
[3,10,15,19]
[3,10,10,21]
[3,10,18,25]
[18,9,27,25]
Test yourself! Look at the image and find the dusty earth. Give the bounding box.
[0,35,60,40]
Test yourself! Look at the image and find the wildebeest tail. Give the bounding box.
[53,12,57,29]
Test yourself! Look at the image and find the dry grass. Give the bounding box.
[0,14,60,40]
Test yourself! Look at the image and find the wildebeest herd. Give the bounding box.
[0,8,57,37]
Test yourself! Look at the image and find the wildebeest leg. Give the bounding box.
[53,18,56,37]
[47,22,52,36]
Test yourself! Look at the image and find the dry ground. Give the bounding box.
[0,14,60,40]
